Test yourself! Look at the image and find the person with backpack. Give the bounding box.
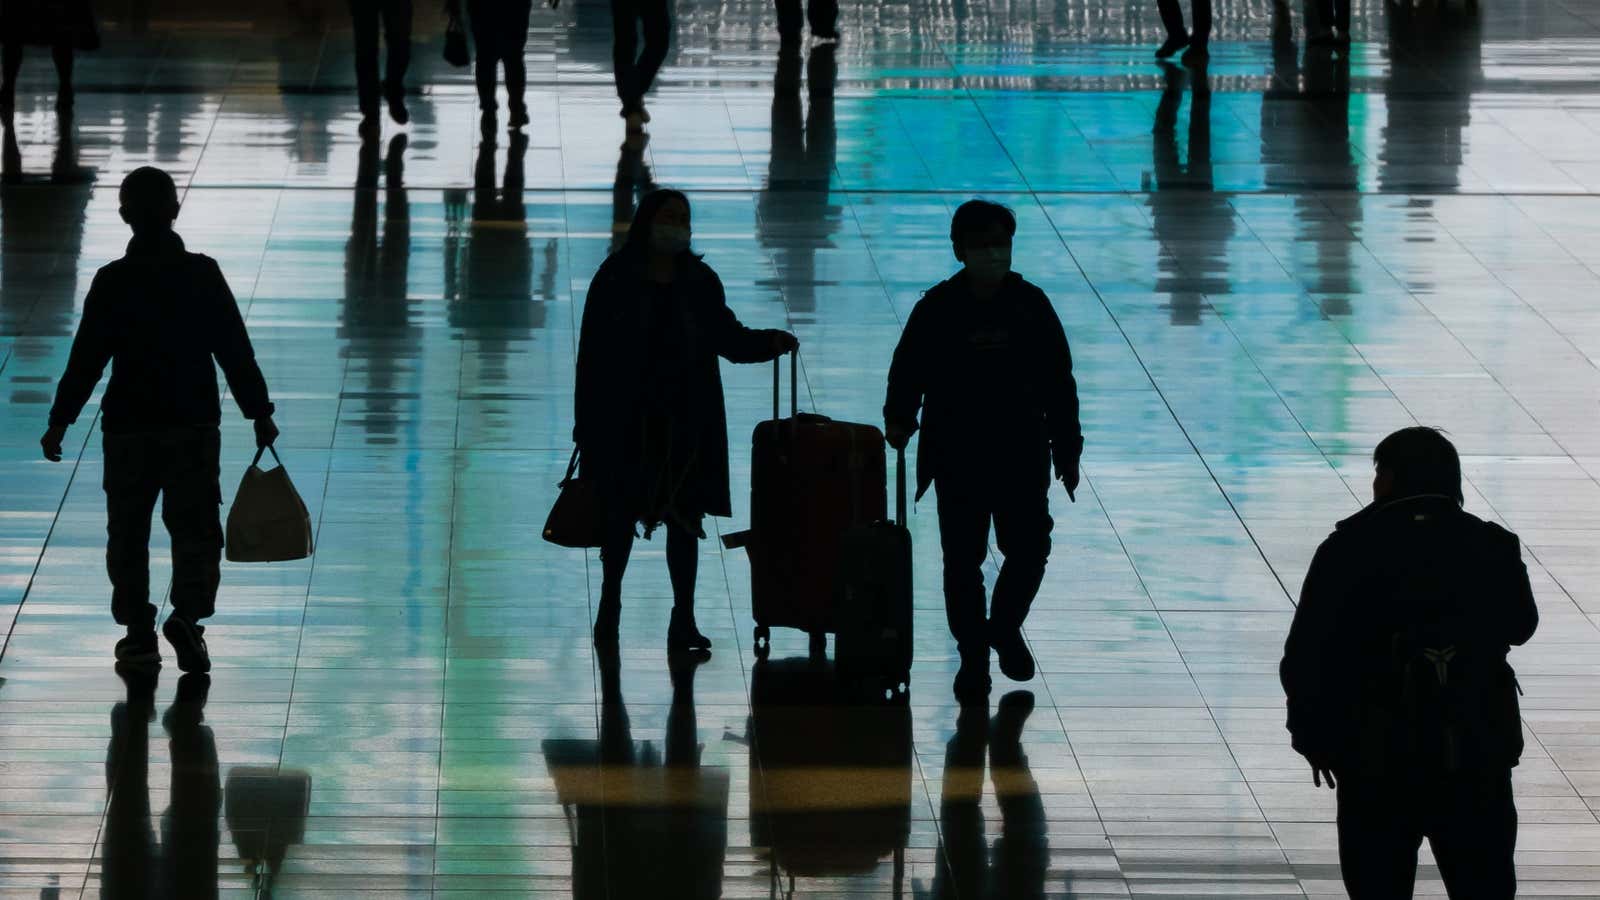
[39,167,279,675]
[1280,426,1538,899]
[883,199,1083,704]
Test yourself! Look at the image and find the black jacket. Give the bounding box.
[1280,495,1538,774]
[883,271,1082,501]
[574,251,786,519]
[48,231,273,433]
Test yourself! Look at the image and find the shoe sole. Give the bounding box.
[162,620,212,674]
[114,649,161,667]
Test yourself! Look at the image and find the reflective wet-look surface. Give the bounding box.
[3,0,1600,895]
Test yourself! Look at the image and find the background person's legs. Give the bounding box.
[379,0,413,104]
[467,0,501,112]
[988,487,1052,636]
[104,434,163,633]
[348,0,382,117]
[610,0,641,111]
[1155,0,1188,41]
[633,0,670,106]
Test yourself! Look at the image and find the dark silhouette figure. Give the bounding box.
[611,132,656,255]
[1379,0,1482,195]
[1,113,94,362]
[756,42,840,317]
[882,200,1081,703]
[924,692,1049,899]
[463,0,533,131]
[610,0,670,133]
[1148,60,1231,326]
[340,133,416,443]
[1152,0,1209,65]
[543,651,729,898]
[745,656,912,893]
[445,132,547,390]
[575,189,798,653]
[41,167,279,674]
[775,0,837,45]
[348,0,412,136]
[100,668,220,899]
[0,0,95,117]
[1310,0,1351,45]
[1281,427,1538,899]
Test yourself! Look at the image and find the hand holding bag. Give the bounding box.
[225,445,315,563]
[543,448,604,548]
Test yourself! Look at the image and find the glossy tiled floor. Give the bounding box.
[4,0,1600,895]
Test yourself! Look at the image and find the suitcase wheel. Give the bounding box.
[808,631,827,658]
[753,625,771,659]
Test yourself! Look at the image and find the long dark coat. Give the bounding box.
[574,251,784,519]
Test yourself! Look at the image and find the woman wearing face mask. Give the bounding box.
[882,199,1084,704]
[575,189,800,653]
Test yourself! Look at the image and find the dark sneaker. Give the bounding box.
[990,626,1035,682]
[508,104,530,129]
[162,617,212,674]
[1155,34,1189,59]
[115,630,161,667]
[386,92,410,125]
[953,651,992,705]
[1180,44,1210,67]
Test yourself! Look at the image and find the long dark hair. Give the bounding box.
[619,188,697,260]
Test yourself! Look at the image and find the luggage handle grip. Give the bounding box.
[772,350,798,421]
[895,447,907,527]
[250,444,284,471]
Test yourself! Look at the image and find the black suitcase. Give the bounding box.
[833,447,912,700]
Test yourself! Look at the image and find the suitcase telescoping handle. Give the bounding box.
[772,349,798,421]
[895,446,906,527]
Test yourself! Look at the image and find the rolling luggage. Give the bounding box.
[723,352,886,658]
[745,656,911,899]
[833,447,912,699]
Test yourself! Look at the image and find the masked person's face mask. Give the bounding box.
[651,225,691,256]
[965,247,1011,283]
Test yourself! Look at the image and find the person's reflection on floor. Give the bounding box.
[553,649,728,899]
[445,133,543,387]
[757,42,839,317]
[1148,60,1230,326]
[1,114,94,361]
[925,691,1048,899]
[611,132,656,255]
[101,669,220,899]
[341,133,414,443]
[1380,0,1481,194]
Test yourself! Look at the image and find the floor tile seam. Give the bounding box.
[436,315,471,834]
[1033,188,1309,884]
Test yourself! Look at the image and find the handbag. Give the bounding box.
[543,448,605,548]
[224,445,315,563]
[443,8,471,68]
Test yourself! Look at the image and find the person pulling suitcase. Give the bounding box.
[883,199,1083,704]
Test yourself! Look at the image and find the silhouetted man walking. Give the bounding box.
[884,199,1082,704]
[349,0,412,137]
[41,166,278,674]
[1281,426,1537,899]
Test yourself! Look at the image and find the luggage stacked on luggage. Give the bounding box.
[746,656,912,898]
[722,352,913,698]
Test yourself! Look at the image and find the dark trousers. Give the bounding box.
[103,427,223,631]
[1336,770,1517,899]
[1315,0,1351,33]
[609,0,669,112]
[348,0,412,117]
[1,42,75,103]
[467,0,531,113]
[775,0,837,40]
[1156,0,1211,44]
[935,476,1053,657]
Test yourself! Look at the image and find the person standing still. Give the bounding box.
[40,167,279,675]
[883,199,1083,704]
[348,0,413,137]
[1281,427,1537,899]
